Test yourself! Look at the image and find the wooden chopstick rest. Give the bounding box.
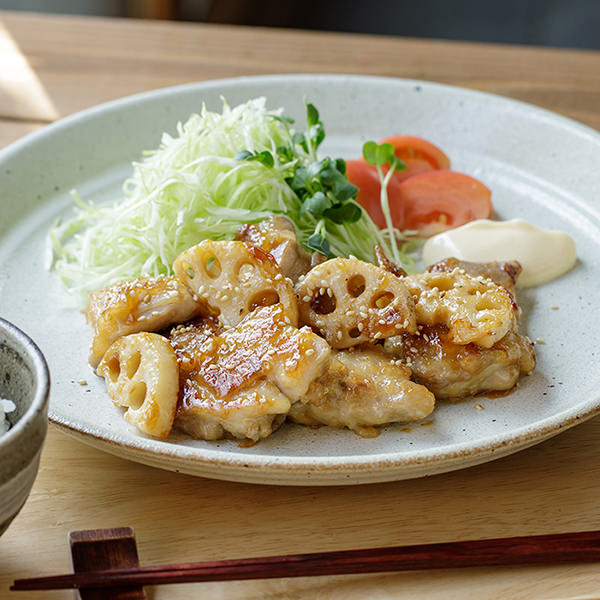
[69,528,146,600]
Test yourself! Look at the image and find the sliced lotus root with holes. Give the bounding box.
[296,257,417,349]
[405,268,519,348]
[173,240,298,328]
[97,332,179,439]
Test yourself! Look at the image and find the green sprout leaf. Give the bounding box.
[308,123,325,149]
[363,141,407,171]
[234,150,253,161]
[306,103,320,126]
[320,163,358,201]
[276,145,295,162]
[267,113,295,125]
[323,202,362,224]
[234,149,275,168]
[361,140,410,263]
[300,191,329,218]
[362,141,392,165]
[306,232,331,256]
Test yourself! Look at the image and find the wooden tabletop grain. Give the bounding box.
[1,11,600,600]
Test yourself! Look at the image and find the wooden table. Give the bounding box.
[1,11,600,599]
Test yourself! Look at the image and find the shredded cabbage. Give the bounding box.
[48,98,409,306]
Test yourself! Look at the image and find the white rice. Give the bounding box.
[0,398,16,436]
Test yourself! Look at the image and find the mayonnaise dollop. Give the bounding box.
[422,219,577,288]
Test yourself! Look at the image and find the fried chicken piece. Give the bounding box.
[86,275,201,369]
[384,325,536,400]
[288,347,435,436]
[169,304,331,441]
[427,257,522,297]
[405,268,518,348]
[237,216,313,282]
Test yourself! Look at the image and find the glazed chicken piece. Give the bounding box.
[86,275,201,368]
[288,347,435,437]
[384,326,536,400]
[169,304,331,441]
[427,257,522,298]
[237,216,313,282]
[385,263,535,400]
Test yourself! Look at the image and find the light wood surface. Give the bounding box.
[1,10,600,599]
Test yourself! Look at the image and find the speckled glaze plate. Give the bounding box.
[1,75,599,485]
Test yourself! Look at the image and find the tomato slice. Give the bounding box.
[345,160,404,229]
[379,135,451,182]
[346,162,492,236]
[399,170,492,236]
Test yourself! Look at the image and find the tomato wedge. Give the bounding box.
[346,162,492,236]
[399,170,492,236]
[345,160,404,229]
[378,135,451,182]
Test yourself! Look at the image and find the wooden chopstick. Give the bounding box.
[11,530,600,591]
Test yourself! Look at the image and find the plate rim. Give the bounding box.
[3,73,600,481]
[1,73,599,166]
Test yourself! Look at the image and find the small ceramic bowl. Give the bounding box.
[0,317,49,537]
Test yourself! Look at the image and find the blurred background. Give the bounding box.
[0,0,599,49]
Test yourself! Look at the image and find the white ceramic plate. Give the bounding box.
[1,75,599,485]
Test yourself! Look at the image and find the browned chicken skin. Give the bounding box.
[169,304,330,441]
[237,216,313,282]
[384,326,535,400]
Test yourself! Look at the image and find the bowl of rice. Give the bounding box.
[0,317,49,537]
